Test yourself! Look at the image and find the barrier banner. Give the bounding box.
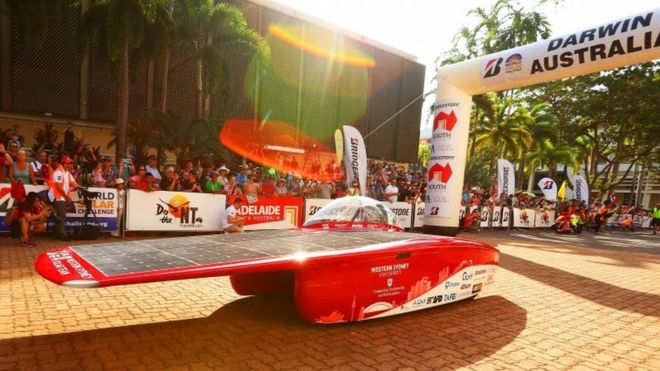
[534,209,555,228]
[480,207,491,228]
[126,190,225,231]
[513,208,535,228]
[501,207,511,228]
[459,207,466,221]
[413,202,425,228]
[491,207,502,227]
[0,184,118,232]
[228,195,303,230]
[304,198,332,222]
[388,202,413,229]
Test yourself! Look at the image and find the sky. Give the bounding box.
[269,0,659,137]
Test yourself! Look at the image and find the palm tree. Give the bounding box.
[442,0,551,65]
[177,0,269,119]
[79,0,168,161]
[472,93,533,176]
[526,139,579,189]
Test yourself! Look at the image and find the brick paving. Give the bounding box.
[1,230,659,370]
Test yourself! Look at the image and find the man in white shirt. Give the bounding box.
[222,198,245,233]
[48,155,79,240]
[145,155,162,182]
[384,179,399,203]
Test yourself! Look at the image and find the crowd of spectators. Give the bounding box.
[3,122,654,235]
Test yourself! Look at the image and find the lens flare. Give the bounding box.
[220,119,343,182]
[268,24,375,68]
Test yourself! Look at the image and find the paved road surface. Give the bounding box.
[1,229,658,370]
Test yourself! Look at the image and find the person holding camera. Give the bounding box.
[48,155,79,241]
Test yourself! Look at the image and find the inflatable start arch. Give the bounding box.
[424,8,660,235]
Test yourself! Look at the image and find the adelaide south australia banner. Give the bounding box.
[0,184,118,232]
[126,190,226,231]
[228,195,303,230]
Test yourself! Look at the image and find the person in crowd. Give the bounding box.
[384,179,399,203]
[261,176,276,197]
[317,181,334,199]
[145,155,162,182]
[347,180,360,196]
[592,202,612,234]
[275,179,288,196]
[118,156,134,184]
[100,156,117,186]
[90,161,106,187]
[204,172,224,194]
[63,122,75,152]
[222,197,245,233]
[48,155,79,241]
[243,174,261,197]
[128,165,147,189]
[11,149,32,185]
[181,171,202,192]
[7,141,19,162]
[236,165,249,185]
[9,192,50,247]
[653,203,660,235]
[112,178,125,237]
[30,150,47,185]
[160,166,180,192]
[224,175,243,195]
[217,166,230,185]
[134,172,159,192]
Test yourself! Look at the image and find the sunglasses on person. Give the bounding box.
[139,168,146,171]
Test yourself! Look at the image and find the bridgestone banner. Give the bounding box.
[388,202,413,229]
[342,125,367,196]
[126,190,225,231]
[538,177,558,201]
[497,159,515,197]
[570,175,590,206]
[304,198,332,222]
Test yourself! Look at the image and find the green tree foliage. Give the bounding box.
[530,61,660,197]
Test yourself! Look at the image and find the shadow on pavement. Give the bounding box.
[501,253,660,317]
[0,295,526,370]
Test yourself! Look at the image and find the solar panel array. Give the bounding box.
[71,230,442,276]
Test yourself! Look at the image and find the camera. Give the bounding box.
[78,187,101,200]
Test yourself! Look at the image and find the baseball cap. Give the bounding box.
[115,178,125,185]
[60,155,73,164]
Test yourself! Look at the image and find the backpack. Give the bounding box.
[10,180,26,202]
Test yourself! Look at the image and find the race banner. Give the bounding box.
[480,207,491,228]
[497,159,515,196]
[126,190,225,231]
[413,202,424,228]
[304,198,332,222]
[538,177,558,201]
[501,207,511,228]
[570,174,589,206]
[228,195,303,230]
[0,184,118,232]
[388,202,413,229]
[513,208,535,228]
[342,125,367,196]
[491,207,502,227]
[534,209,555,228]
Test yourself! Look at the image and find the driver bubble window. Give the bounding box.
[304,196,397,227]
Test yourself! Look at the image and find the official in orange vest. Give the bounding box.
[48,155,79,241]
